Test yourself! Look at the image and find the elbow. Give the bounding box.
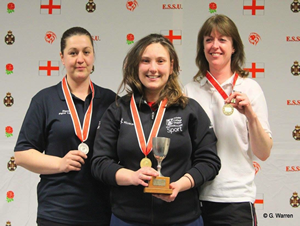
[14,150,31,167]
[14,152,23,166]
[259,151,271,161]
[259,154,269,162]
[257,147,272,161]
[256,139,273,161]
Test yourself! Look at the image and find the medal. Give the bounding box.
[206,71,239,116]
[78,143,89,154]
[61,76,94,151]
[130,94,167,168]
[222,103,234,116]
[140,157,152,168]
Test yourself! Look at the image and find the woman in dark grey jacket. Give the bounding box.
[91,34,221,226]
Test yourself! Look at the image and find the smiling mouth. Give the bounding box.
[147,75,160,79]
[210,53,222,56]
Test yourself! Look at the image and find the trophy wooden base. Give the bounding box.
[144,176,173,194]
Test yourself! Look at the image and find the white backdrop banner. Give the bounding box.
[1,1,300,225]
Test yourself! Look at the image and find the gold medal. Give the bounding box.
[140,157,152,168]
[222,103,234,116]
[206,72,239,117]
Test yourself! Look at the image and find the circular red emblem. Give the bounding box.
[127,33,135,45]
[6,63,13,71]
[6,191,14,203]
[127,33,134,41]
[209,2,217,10]
[8,2,15,10]
[5,126,13,134]
[7,2,15,13]
[7,191,14,199]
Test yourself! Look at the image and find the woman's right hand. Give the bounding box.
[131,167,159,186]
[115,167,159,186]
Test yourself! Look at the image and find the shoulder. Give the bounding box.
[238,77,264,93]
[184,81,204,96]
[105,94,130,112]
[186,98,204,111]
[93,83,116,99]
[239,77,261,87]
[118,94,131,104]
[31,83,60,102]
[184,81,201,90]
[179,98,206,116]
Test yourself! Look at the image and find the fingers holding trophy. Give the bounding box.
[144,137,173,194]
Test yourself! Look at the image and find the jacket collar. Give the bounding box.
[57,81,101,101]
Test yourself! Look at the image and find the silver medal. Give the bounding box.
[78,143,89,154]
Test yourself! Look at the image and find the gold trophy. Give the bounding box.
[144,137,172,194]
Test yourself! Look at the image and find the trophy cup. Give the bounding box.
[144,137,173,194]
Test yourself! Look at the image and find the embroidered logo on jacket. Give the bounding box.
[58,110,70,115]
[120,118,134,126]
[166,117,182,134]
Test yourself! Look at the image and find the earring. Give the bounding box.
[91,65,94,74]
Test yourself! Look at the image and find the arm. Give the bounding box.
[15,149,87,174]
[91,102,159,186]
[187,99,221,187]
[247,111,272,161]
[14,93,87,174]
[154,101,220,202]
[152,173,194,202]
[227,91,272,161]
[115,167,158,186]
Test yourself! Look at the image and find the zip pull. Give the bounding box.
[151,111,155,120]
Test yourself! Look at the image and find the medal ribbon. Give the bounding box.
[61,76,95,143]
[130,94,167,156]
[205,71,239,100]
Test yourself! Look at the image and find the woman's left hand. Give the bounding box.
[152,182,179,202]
[226,91,255,120]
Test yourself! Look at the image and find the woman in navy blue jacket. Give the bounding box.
[91,34,221,226]
[14,27,115,226]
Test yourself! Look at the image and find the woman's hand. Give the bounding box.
[152,182,178,202]
[226,91,272,161]
[59,150,87,173]
[226,91,256,120]
[152,174,194,202]
[115,167,159,186]
[15,149,87,174]
[131,167,159,186]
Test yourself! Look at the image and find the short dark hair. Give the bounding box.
[60,27,94,55]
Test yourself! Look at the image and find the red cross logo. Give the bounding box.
[163,30,182,44]
[41,0,61,14]
[39,61,59,76]
[243,0,264,15]
[244,63,264,78]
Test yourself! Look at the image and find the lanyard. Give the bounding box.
[130,94,167,157]
[205,71,238,100]
[61,76,94,143]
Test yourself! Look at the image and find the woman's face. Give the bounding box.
[60,35,94,82]
[138,43,173,100]
[203,29,235,72]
